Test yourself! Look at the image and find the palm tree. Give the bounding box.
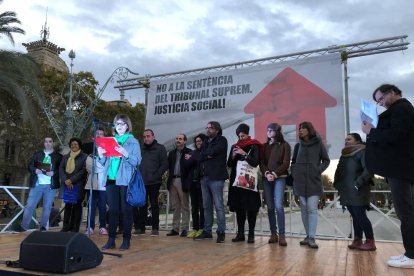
[0,1,24,45]
[0,1,44,134]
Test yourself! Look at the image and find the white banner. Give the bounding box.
[146,54,345,158]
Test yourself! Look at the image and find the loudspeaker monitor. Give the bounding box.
[20,231,103,274]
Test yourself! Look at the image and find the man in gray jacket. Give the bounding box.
[133,129,168,236]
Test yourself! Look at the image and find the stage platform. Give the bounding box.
[0,230,413,275]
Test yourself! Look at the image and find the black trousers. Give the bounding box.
[134,183,161,231]
[106,184,133,240]
[236,208,257,235]
[190,181,204,231]
[347,205,374,240]
[389,178,414,258]
[62,199,83,232]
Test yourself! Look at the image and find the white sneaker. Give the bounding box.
[387,255,414,268]
[99,228,108,235]
[389,254,404,261]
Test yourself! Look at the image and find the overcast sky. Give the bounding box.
[1,0,413,138]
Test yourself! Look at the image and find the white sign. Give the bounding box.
[147,54,345,158]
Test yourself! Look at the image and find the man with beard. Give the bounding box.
[194,121,228,243]
[166,134,192,237]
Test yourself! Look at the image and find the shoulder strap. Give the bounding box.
[291,143,300,164]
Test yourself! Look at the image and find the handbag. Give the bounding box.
[63,184,79,204]
[232,160,259,192]
[285,174,294,187]
[126,168,146,207]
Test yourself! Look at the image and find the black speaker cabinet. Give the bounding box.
[20,231,103,274]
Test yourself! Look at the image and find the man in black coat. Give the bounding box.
[134,129,168,236]
[362,84,414,268]
[17,137,62,232]
[194,121,228,243]
[166,134,192,237]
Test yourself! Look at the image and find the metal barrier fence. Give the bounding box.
[0,185,32,233]
[156,188,401,242]
[1,185,400,242]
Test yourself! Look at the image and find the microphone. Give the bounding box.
[92,118,114,128]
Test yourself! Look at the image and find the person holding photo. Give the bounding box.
[227,123,261,243]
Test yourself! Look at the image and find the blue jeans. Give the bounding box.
[201,176,226,233]
[21,184,56,229]
[299,195,319,238]
[263,177,286,235]
[86,190,107,229]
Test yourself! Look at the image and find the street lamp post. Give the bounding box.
[41,49,139,149]
[63,49,76,152]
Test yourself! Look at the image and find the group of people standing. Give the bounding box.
[162,119,331,249]
[18,114,142,252]
[18,136,90,234]
[16,83,414,269]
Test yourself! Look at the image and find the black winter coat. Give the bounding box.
[365,98,414,180]
[28,151,62,189]
[333,145,373,206]
[200,135,229,181]
[292,135,330,197]
[59,152,87,200]
[167,147,193,192]
[227,144,261,212]
[140,140,168,186]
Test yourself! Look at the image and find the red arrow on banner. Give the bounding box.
[244,67,337,143]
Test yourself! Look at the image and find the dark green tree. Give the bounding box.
[0,2,44,133]
[92,101,146,142]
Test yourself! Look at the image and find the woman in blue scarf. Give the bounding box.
[98,114,141,251]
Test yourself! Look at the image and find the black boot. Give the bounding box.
[233,210,246,242]
[216,232,225,243]
[232,232,245,242]
[247,234,255,243]
[247,229,255,244]
[119,239,130,251]
[102,238,116,250]
[247,214,256,244]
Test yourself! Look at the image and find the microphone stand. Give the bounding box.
[86,120,98,239]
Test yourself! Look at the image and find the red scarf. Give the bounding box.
[234,136,262,149]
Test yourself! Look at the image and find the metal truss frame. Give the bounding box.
[115,35,409,91]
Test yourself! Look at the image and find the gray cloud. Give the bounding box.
[1,0,412,135]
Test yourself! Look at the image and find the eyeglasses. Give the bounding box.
[116,122,127,126]
[267,129,275,132]
[376,92,390,104]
